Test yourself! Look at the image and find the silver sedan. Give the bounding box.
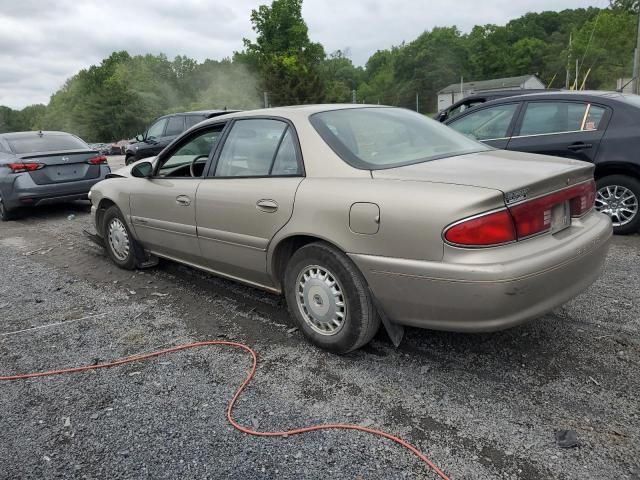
[89,105,611,353]
[0,131,110,220]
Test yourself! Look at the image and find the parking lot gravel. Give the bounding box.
[1,163,639,479]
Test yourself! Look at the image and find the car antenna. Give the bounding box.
[37,130,43,137]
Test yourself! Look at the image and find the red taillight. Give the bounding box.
[445,180,596,247]
[509,195,555,238]
[569,180,596,217]
[444,210,517,247]
[509,180,596,238]
[7,162,44,173]
[87,155,108,165]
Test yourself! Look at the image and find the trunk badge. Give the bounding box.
[62,156,70,163]
[505,188,528,204]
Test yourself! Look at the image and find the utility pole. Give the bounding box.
[566,33,572,89]
[576,59,579,90]
[352,89,357,103]
[416,92,419,113]
[263,91,269,108]
[633,11,640,94]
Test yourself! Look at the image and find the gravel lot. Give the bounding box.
[1,156,639,479]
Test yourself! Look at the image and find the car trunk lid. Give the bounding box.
[371,149,594,201]
[18,150,102,185]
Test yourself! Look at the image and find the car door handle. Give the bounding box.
[256,199,278,213]
[176,195,191,206]
[567,142,593,151]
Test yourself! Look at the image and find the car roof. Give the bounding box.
[199,104,389,123]
[482,90,628,103]
[159,110,240,118]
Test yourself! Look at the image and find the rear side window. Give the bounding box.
[6,134,89,154]
[449,104,518,141]
[583,105,606,131]
[271,129,301,175]
[165,116,185,136]
[185,115,206,129]
[519,102,590,136]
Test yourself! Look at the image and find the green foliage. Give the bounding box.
[5,51,261,142]
[0,2,637,139]
[240,0,326,105]
[610,0,639,13]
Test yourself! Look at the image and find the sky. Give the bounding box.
[0,0,604,109]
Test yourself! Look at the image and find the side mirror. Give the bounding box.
[131,161,153,178]
[135,134,144,142]
[438,112,447,122]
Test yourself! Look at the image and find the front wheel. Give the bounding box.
[595,175,640,235]
[125,155,135,166]
[284,242,380,354]
[102,206,146,269]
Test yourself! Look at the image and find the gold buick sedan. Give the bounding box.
[89,105,612,353]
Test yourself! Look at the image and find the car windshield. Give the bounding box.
[310,107,489,170]
[7,134,89,154]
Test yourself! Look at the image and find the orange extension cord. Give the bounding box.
[1,340,450,480]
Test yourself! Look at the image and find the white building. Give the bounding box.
[437,74,545,111]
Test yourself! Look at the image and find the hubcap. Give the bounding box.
[595,185,638,227]
[108,218,130,261]
[296,265,347,336]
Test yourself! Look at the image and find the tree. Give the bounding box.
[610,0,639,13]
[240,0,326,105]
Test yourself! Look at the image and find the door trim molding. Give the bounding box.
[197,225,268,251]
[131,216,197,237]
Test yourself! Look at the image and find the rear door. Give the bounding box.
[195,118,304,288]
[506,100,609,162]
[446,102,523,149]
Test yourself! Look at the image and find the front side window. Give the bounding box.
[156,126,224,177]
[215,119,294,177]
[146,118,167,140]
[164,116,185,136]
[311,107,488,170]
[519,102,589,136]
[449,103,518,141]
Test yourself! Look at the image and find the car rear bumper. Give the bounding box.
[349,211,612,332]
[3,167,110,209]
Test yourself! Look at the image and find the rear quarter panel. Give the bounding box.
[268,178,505,271]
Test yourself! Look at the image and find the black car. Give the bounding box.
[435,89,555,123]
[125,110,237,165]
[445,91,640,234]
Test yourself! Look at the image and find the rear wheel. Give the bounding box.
[102,206,145,269]
[0,195,17,221]
[125,155,136,166]
[284,242,380,354]
[595,175,640,235]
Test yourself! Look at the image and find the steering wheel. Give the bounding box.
[189,155,209,177]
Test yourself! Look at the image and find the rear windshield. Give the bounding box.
[310,107,489,170]
[7,134,89,154]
